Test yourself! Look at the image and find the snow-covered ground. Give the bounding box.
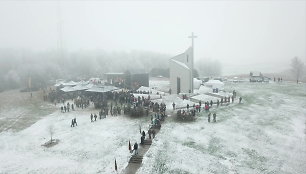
[137,82,306,174]
[0,81,305,174]
[0,90,56,132]
[149,78,170,93]
[0,104,151,174]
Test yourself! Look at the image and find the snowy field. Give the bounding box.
[0,81,305,174]
[0,103,151,174]
[138,82,306,174]
[0,90,56,132]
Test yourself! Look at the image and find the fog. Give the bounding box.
[0,0,305,90]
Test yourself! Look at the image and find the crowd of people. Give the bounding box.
[174,89,242,121]
[130,101,166,156]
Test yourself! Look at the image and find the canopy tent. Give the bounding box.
[86,85,119,93]
[55,81,78,87]
[204,80,224,90]
[194,85,213,94]
[70,83,93,91]
[62,81,78,86]
[60,86,75,92]
[193,78,202,89]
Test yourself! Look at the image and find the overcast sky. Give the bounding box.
[0,0,305,75]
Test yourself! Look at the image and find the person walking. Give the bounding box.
[213,113,217,122]
[71,119,74,127]
[152,129,156,139]
[133,142,138,155]
[74,118,77,126]
[142,130,146,138]
[94,114,97,121]
[239,97,242,103]
[141,136,145,145]
[148,129,152,139]
[90,114,93,122]
[208,112,211,123]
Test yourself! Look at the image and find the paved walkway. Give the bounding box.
[123,123,162,174]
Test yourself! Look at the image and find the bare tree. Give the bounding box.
[291,57,305,83]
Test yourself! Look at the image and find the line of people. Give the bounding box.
[90,113,106,122]
[130,102,166,156]
[60,102,74,113]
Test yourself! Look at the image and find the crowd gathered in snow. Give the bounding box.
[174,90,242,121]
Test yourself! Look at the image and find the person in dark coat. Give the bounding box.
[172,102,175,110]
[94,114,97,121]
[133,142,138,155]
[208,112,211,123]
[71,104,74,111]
[71,119,74,127]
[64,106,67,112]
[142,130,146,137]
[140,136,145,145]
[99,111,102,119]
[213,113,217,122]
[90,113,93,122]
[239,97,242,103]
[61,106,63,113]
[148,129,152,139]
[152,129,156,138]
[74,118,77,126]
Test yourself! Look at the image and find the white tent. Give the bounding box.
[60,86,75,92]
[204,80,224,90]
[86,85,119,93]
[71,83,93,91]
[194,85,212,94]
[193,78,202,89]
[62,81,78,86]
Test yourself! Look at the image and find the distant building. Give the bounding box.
[104,71,149,89]
[104,73,125,87]
[249,71,270,82]
[130,72,149,89]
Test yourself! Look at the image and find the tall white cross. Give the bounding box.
[188,32,197,93]
[188,32,197,49]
